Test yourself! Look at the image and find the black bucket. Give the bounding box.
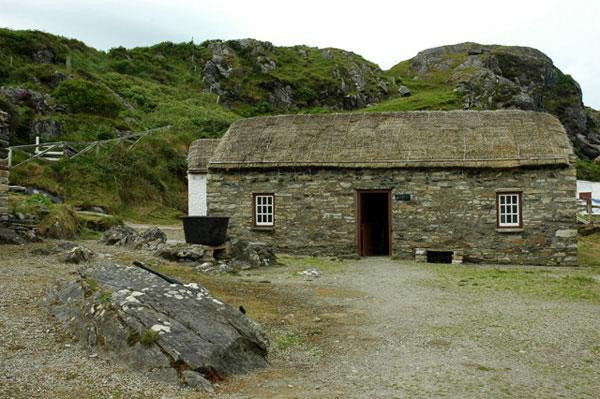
[181,216,229,246]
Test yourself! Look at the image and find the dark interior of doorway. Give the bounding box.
[359,192,390,256]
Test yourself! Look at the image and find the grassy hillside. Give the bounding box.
[0,30,238,221]
[0,29,397,222]
[1,31,599,223]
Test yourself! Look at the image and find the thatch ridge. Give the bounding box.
[188,138,221,172]
[208,110,574,170]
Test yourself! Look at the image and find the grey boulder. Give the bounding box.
[48,262,269,388]
[58,245,95,264]
[101,225,166,250]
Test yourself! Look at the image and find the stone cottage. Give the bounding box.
[0,111,9,226]
[189,110,578,265]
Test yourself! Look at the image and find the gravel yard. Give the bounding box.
[1,239,599,398]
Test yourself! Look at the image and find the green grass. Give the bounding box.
[272,331,303,351]
[578,232,600,267]
[140,329,159,347]
[365,87,460,112]
[423,262,600,303]
[576,158,600,181]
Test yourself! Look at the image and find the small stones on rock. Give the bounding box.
[299,268,322,278]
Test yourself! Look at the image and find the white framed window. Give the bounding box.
[253,193,274,227]
[497,192,522,228]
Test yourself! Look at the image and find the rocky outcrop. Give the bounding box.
[199,39,390,111]
[32,48,54,64]
[155,239,277,272]
[57,245,96,264]
[48,262,269,388]
[31,118,63,141]
[396,42,599,157]
[101,225,166,250]
[226,238,277,269]
[0,86,47,112]
[102,226,277,271]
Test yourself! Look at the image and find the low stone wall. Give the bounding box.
[207,166,578,266]
[0,111,9,226]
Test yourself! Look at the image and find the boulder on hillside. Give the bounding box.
[31,118,63,141]
[398,85,411,97]
[48,262,269,388]
[0,86,47,112]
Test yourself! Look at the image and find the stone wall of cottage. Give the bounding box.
[207,166,578,266]
[0,111,9,226]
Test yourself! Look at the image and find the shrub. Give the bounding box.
[25,193,53,207]
[53,79,121,117]
[140,329,159,347]
[39,204,80,239]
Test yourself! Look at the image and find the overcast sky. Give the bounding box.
[1,0,599,108]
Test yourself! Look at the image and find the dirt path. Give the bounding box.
[220,258,600,398]
[1,244,598,398]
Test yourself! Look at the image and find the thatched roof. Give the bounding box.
[208,111,575,170]
[188,139,220,173]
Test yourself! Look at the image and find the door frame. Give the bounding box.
[356,189,392,256]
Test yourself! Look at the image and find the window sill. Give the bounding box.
[496,227,524,233]
[251,226,275,232]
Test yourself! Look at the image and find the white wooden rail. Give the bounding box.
[8,125,171,169]
[578,199,600,224]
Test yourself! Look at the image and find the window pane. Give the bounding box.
[267,215,272,223]
[512,215,518,224]
[512,205,517,214]
[501,215,505,224]
[267,197,272,205]
[500,196,505,204]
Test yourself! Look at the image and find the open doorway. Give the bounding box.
[357,190,391,256]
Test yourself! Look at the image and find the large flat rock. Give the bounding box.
[48,262,269,388]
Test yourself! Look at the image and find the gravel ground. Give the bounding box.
[1,242,599,398]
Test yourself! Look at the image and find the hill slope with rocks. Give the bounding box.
[0,30,598,221]
[376,42,600,160]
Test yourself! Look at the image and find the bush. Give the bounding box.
[53,79,121,117]
[39,204,80,239]
[25,193,53,207]
[576,158,600,181]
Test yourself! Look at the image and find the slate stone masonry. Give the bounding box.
[0,111,9,226]
[207,165,578,266]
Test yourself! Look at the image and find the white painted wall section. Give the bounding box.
[576,180,600,214]
[188,173,207,216]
